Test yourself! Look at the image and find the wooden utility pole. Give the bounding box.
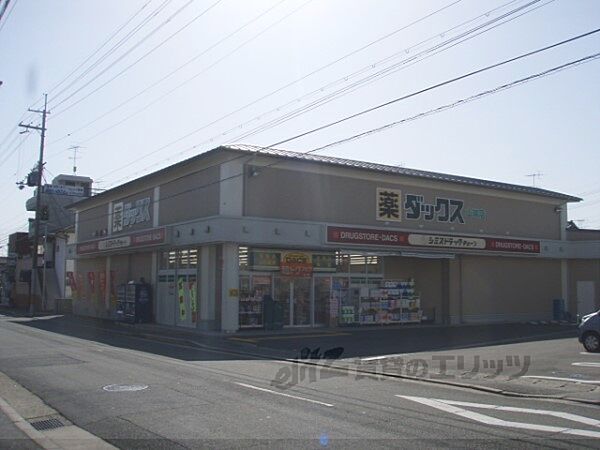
[19,94,48,315]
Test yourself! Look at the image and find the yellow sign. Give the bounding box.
[229,288,239,297]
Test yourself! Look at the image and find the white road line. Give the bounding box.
[580,352,600,356]
[572,362,600,368]
[398,396,600,438]
[521,375,600,384]
[234,382,334,407]
[360,353,406,361]
[428,399,600,427]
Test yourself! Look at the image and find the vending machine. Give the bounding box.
[116,281,153,323]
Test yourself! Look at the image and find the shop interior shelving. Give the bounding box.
[358,280,422,325]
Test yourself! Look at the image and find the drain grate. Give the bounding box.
[30,418,65,431]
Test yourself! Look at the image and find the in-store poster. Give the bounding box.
[76,273,84,300]
[99,271,107,303]
[87,272,96,301]
[177,276,186,320]
[67,271,79,298]
[109,270,118,305]
[189,279,198,323]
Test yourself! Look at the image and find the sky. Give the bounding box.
[0,0,599,253]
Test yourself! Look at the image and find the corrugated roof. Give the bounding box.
[224,144,581,202]
[71,143,581,209]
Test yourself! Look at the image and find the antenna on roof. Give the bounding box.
[525,172,543,187]
[68,145,84,174]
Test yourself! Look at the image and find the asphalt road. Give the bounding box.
[0,315,599,449]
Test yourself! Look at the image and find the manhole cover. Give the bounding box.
[30,418,64,431]
[102,384,148,392]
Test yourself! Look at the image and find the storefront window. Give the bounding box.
[238,248,385,329]
[239,246,248,270]
[159,251,177,270]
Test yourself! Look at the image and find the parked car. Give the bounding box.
[578,310,600,352]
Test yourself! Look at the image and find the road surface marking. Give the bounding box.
[398,396,600,438]
[234,382,334,407]
[229,332,350,344]
[361,353,406,362]
[580,352,600,356]
[521,375,600,384]
[572,362,600,368]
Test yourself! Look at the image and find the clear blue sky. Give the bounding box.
[0,0,599,251]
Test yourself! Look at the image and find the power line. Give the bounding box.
[307,53,600,155]
[262,26,600,150]
[224,0,551,147]
[100,0,532,185]
[0,0,16,34]
[53,0,314,147]
[46,0,290,151]
[50,0,222,115]
[71,48,599,228]
[45,0,174,108]
[44,0,155,101]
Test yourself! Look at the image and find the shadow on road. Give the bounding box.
[5,311,577,362]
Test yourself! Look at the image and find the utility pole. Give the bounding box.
[19,94,48,315]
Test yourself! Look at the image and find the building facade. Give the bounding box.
[70,145,600,332]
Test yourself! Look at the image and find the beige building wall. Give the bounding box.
[460,255,561,322]
[158,166,220,225]
[568,259,600,315]
[244,165,563,239]
[384,257,444,323]
[77,203,108,242]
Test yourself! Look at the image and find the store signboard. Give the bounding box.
[312,253,336,272]
[112,197,151,233]
[248,250,280,271]
[43,184,85,196]
[77,227,166,255]
[376,188,402,222]
[407,234,485,250]
[376,187,486,225]
[280,251,313,277]
[326,226,540,254]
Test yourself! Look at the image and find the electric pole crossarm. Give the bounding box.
[18,122,45,132]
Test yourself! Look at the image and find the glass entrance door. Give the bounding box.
[274,277,312,326]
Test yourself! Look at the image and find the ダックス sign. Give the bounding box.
[280,252,313,277]
[77,228,166,255]
[326,226,540,254]
[112,197,151,233]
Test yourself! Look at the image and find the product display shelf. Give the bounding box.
[359,280,422,325]
[239,297,263,328]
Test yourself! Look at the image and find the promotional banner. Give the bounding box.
[77,273,84,300]
[177,276,187,321]
[99,271,107,303]
[110,270,118,305]
[66,272,77,298]
[189,278,198,323]
[87,272,96,301]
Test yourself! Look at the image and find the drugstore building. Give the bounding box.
[70,145,600,332]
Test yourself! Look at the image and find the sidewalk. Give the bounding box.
[0,371,116,449]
